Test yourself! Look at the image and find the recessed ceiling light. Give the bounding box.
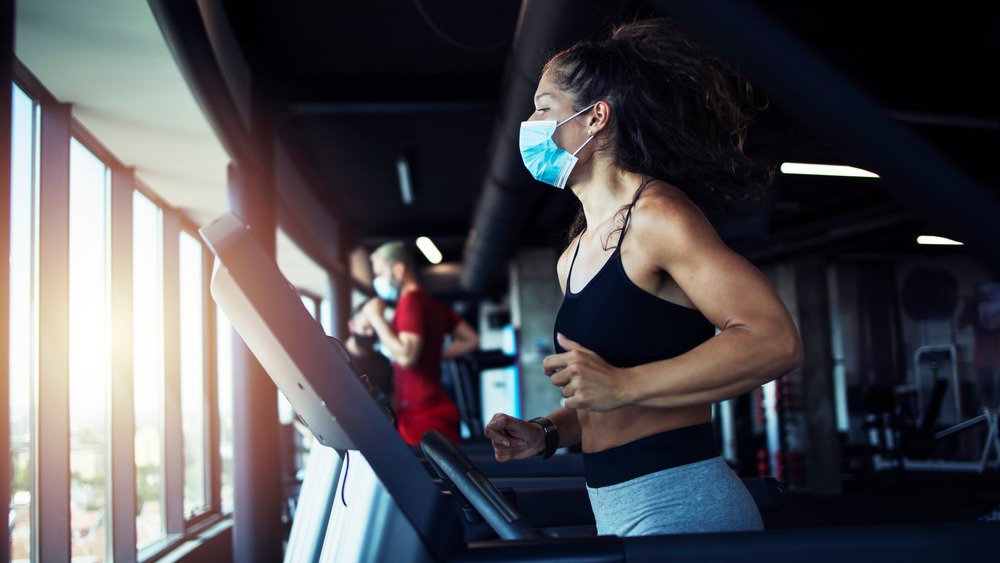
[780,162,879,178]
[396,156,413,205]
[917,235,963,246]
[415,236,442,264]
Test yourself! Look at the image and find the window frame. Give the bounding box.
[66,131,116,561]
[11,59,229,563]
[177,221,220,527]
[7,77,42,563]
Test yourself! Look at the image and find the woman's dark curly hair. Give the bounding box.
[543,17,776,248]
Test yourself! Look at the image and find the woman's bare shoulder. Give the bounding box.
[633,180,700,216]
[629,181,721,260]
[632,181,713,233]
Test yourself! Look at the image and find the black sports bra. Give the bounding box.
[552,189,716,368]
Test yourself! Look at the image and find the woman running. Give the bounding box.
[485,17,803,537]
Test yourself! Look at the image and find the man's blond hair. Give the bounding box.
[371,241,416,274]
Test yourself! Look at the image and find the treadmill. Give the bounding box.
[201,212,1000,563]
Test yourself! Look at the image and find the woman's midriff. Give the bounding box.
[578,403,712,453]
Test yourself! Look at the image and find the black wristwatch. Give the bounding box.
[528,416,559,460]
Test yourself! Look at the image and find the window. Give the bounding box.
[320,297,333,335]
[68,138,112,561]
[179,231,208,517]
[9,82,40,563]
[300,293,319,320]
[133,191,165,547]
[216,305,234,515]
[11,65,239,561]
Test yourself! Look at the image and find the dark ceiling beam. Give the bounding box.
[742,214,920,265]
[357,222,476,239]
[653,0,1000,272]
[361,234,467,248]
[884,110,1000,131]
[147,0,258,167]
[285,100,495,116]
[735,202,916,261]
[273,122,359,247]
[195,0,254,131]
[273,141,347,276]
[274,75,502,105]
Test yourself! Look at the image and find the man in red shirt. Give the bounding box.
[361,241,480,445]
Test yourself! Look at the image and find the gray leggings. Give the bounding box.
[585,455,764,537]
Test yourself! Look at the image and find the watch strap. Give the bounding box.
[528,416,559,460]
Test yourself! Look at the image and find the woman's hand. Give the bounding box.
[484,413,545,462]
[543,333,628,412]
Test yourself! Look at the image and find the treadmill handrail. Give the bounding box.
[422,430,541,540]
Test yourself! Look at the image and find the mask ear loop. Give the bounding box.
[560,102,598,156]
[571,133,596,156]
[556,102,598,127]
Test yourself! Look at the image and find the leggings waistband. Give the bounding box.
[582,422,719,488]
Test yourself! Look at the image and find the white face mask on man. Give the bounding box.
[372,272,400,303]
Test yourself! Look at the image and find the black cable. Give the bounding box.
[340,450,350,507]
[412,0,509,52]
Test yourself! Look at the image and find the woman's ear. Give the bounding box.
[592,100,611,132]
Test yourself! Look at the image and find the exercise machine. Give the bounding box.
[202,212,1000,562]
[867,346,1000,473]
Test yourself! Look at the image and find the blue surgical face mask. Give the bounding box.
[372,275,399,303]
[519,103,597,189]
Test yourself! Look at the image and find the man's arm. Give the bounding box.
[344,333,362,357]
[368,313,422,368]
[442,319,479,360]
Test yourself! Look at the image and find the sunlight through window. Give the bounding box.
[9,82,40,563]
[179,232,208,517]
[216,305,234,515]
[133,191,165,547]
[68,138,111,562]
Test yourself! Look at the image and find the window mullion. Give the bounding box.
[35,100,72,563]
[109,166,137,562]
[203,247,222,515]
[162,211,184,534]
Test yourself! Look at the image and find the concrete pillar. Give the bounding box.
[328,267,351,340]
[761,259,842,494]
[227,163,283,562]
[794,256,843,495]
[509,248,564,420]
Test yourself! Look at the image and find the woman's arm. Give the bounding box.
[544,406,582,448]
[546,193,803,412]
[484,406,581,461]
[622,320,798,410]
[626,196,802,408]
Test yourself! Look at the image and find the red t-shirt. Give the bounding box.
[390,287,462,445]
